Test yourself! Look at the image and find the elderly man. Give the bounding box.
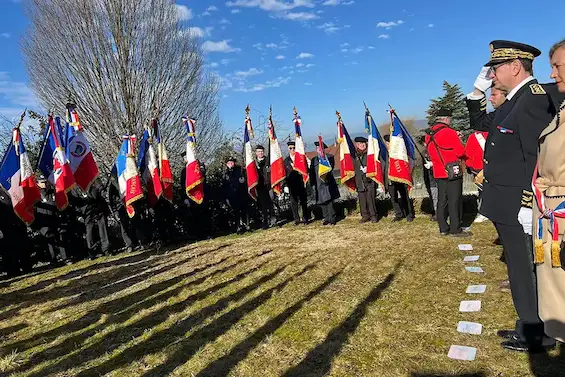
[223,156,250,233]
[284,141,309,225]
[534,39,565,344]
[479,40,561,353]
[255,145,275,229]
[353,136,378,223]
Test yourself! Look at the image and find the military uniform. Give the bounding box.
[353,137,378,223]
[254,146,275,229]
[480,40,562,350]
[222,159,250,232]
[309,142,340,225]
[284,146,309,225]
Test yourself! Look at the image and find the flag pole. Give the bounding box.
[388,104,426,161]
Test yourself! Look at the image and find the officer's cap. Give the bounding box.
[314,141,328,149]
[354,136,368,143]
[255,145,265,150]
[437,108,453,117]
[383,134,390,142]
[227,156,237,163]
[485,40,541,66]
[287,141,296,147]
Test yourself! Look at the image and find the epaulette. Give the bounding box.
[530,84,546,95]
[521,190,533,208]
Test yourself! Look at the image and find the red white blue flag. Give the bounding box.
[268,107,285,195]
[292,107,309,185]
[138,127,163,207]
[336,111,356,192]
[364,103,387,188]
[244,105,259,200]
[153,119,174,202]
[115,135,144,217]
[388,109,416,188]
[183,115,204,204]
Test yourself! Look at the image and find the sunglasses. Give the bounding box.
[288,146,295,150]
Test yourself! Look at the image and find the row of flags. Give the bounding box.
[0,106,207,225]
[242,104,418,199]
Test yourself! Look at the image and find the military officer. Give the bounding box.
[254,145,275,229]
[353,136,378,223]
[480,40,562,352]
[284,141,310,225]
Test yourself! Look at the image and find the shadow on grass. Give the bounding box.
[281,262,401,377]
[0,323,27,340]
[529,325,565,377]
[8,250,274,373]
[411,374,486,377]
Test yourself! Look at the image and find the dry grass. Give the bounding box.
[0,216,563,377]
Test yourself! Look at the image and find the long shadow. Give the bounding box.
[529,322,565,377]
[0,323,27,339]
[81,262,316,377]
[411,374,486,377]
[25,256,290,377]
[281,263,400,377]
[196,269,343,377]
[0,243,231,323]
[6,249,270,360]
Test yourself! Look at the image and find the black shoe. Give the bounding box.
[236,227,245,234]
[501,339,554,353]
[450,231,473,238]
[494,237,502,245]
[392,217,403,222]
[497,330,518,340]
[302,218,309,225]
[430,215,437,222]
[406,216,415,222]
[359,218,370,224]
[261,224,269,230]
[294,221,301,226]
[370,217,379,223]
[322,220,329,226]
[440,232,449,236]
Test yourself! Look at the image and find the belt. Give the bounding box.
[533,163,565,267]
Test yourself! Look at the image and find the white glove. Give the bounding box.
[518,207,533,235]
[424,160,433,169]
[184,199,190,206]
[360,166,367,173]
[238,177,245,184]
[474,67,492,93]
[377,186,384,194]
[283,186,290,194]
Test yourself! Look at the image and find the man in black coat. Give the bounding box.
[353,137,378,223]
[0,188,33,276]
[383,135,415,222]
[478,40,563,352]
[255,145,275,229]
[284,141,309,225]
[222,156,250,233]
[74,179,110,258]
[108,175,144,252]
[309,141,340,225]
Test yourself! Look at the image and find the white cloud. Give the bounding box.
[0,72,41,113]
[220,58,233,65]
[368,45,375,49]
[376,20,404,28]
[0,33,11,38]
[378,34,390,39]
[428,24,434,28]
[231,9,241,13]
[409,28,415,32]
[222,94,229,98]
[352,46,364,53]
[185,27,207,38]
[207,6,219,11]
[226,0,315,12]
[341,48,348,52]
[306,63,315,68]
[235,67,263,77]
[233,76,291,92]
[175,4,193,21]
[219,18,231,25]
[304,82,313,86]
[322,0,354,6]
[296,52,314,59]
[316,10,324,14]
[282,12,319,21]
[209,62,220,68]
[276,55,285,60]
[340,43,349,47]
[265,43,278,48]
[202,40,241,53]
[201,11,211,16]
[296,63,305,68]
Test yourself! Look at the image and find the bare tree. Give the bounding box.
[22,0,224,175]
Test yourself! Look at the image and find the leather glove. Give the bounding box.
[474,67,492,93]
[424,160,433,169]
[518,207,533,235]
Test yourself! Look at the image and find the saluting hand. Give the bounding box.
[474,66,492,93]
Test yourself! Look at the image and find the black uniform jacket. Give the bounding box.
[284,156,307,195]
[477,80,561,224]
[308,154,340,204]
[353,151,374,192]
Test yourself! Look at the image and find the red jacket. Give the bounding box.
[464,131,488,172]
[425,123,465,179]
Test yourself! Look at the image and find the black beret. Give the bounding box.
[287,141,296,146]
[354,136,368,143]
[314,141,328,149]
[383,134,390,142]
[485,40,541,66]
[255,145,265,150]
[437,108,453,117]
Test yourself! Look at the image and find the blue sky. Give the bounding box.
[1,0,564,146]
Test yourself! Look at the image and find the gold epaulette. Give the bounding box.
[530,84,546,95]
[521,190,533,208]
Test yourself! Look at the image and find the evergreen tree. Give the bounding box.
[426,81,470,133]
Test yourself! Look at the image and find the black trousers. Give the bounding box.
[388,182,414,219]
[358,185,377,220]
[495,223,549,346]
[117,208,144,249]
[436,178,463,234]
[289,188,309,222]
[85,215,110,255]
[257,187,274,226]
[320,201,336,224]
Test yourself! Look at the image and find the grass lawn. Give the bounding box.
[0,216,564,377]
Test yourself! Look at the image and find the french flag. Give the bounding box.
[268,109,285,195]
[64,105,99,191]
[138,128,163,207]
[364,105,387,188]
[336,111,356,192]
[38,115,76,210]
[0,127,41,224]
[244,113,259,200]
[153,119,174,202]
[183,116,204,204]
[292,108,309,184]
[388,110,416,188]
[115,135,144,217]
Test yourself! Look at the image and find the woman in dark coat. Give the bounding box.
[309,141,340,225]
